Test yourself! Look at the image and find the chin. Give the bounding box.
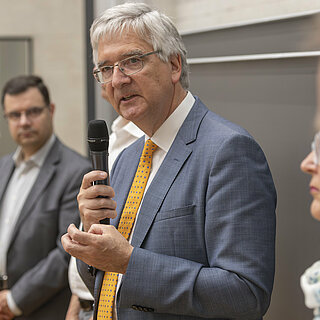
[20,137,36,145]
[310,199,320,221]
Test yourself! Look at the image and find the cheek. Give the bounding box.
[8,124,18,139]
[103,87,115,104]
[41,117,54,133]
[101,86,108,100]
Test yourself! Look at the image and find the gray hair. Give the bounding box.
[90,2,189,89]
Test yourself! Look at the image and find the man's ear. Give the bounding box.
[170,54,182,84]
[49,103,55,116]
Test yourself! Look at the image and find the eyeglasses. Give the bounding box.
[312,131,320,165]
[93,51,159,84]
[4,106,48,122]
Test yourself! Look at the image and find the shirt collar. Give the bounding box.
[111,116,144,138]
[13,134,56,168]
[147,91,195,152]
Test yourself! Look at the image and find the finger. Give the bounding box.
[81,208,117,223]
[61,231,85,255]
[93,184,115,199]
[67,224,83,240]
[62,227,94,261]
[85,184,115,199]
[68,226,102,247]
[67,224,92,246]
[81,171,108,189]
[79,197,117,212]
[88,223,109,235]
[61,233,71,251]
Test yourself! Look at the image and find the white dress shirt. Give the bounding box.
[0,134,56,315]
[109,116,145,167]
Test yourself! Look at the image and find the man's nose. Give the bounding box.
[18,112,31,126]
[301,151,318,174]
[111,66,131,88]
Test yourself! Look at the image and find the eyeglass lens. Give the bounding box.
[5,106,46,121]
[101,56,143,83]
[94,51,158,84]
[312,132,320,165]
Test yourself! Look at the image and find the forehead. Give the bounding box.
[97,31,153,65]
[4,87,45,111]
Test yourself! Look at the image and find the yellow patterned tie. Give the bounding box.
[97,139,158,319]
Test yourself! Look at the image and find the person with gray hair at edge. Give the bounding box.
[62,3,277,320]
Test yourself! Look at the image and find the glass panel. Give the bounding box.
[0,38,32,157]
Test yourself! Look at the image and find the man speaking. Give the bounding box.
[0,75,91,319]
[62,3,277,320]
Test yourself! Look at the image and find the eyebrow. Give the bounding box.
[97,50,145,68]
[8,106,45,113]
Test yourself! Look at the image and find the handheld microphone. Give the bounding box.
[88,119,110,225]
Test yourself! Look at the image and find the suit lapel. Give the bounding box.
[131,137,192,248]
[93,270,104,319]
[0,156,15,203]
[10,140,60,237]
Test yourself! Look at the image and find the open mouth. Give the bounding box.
[121,95,137,102]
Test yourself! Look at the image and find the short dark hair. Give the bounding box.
[1,75,50,109]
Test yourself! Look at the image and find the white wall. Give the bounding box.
[0,0,87,155]
[144,0,320,32]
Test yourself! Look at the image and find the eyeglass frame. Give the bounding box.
[93,50,159,84]
[3,106,49,122]
[312,131,320,165]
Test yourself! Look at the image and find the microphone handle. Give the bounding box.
[90,150,110,225]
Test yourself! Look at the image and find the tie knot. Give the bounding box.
[141,139,158,158]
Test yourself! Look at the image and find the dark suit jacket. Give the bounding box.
[80,97,277,320]
[0,138,91,320]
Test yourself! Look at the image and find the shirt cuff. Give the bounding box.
[6,291,23,316]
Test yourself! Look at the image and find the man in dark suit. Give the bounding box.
[0,75,91,319]
[62,3,277,320]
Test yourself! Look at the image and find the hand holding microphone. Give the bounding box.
[66,120,131,275]
[63,119,134,276]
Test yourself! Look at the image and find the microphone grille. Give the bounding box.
[88,120,109,152]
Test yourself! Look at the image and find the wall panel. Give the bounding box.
[183,13,320,320]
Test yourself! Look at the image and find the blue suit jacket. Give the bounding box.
[80,97,276,320]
